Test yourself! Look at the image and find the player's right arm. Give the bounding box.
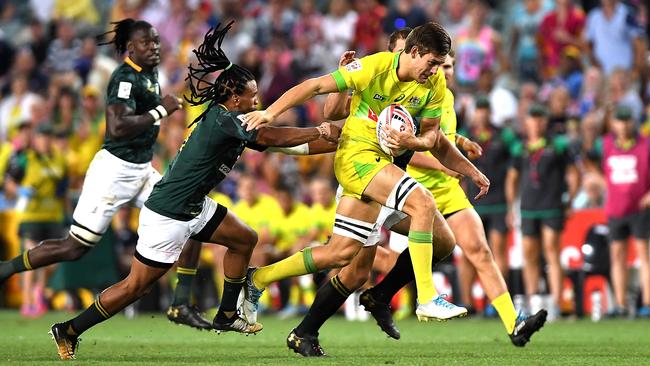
[244,53,377,130]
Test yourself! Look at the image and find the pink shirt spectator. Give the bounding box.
[603,134,650,217]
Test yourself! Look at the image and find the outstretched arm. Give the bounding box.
[244,75,340,130]
[408,152,463,179]
[255,122,338,148]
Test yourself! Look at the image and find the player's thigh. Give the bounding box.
[364,164,434,216]
[206,210,257,249]
[522,234,541,259]
[73,154,150,236]
[133,167,163,208]
[446,208,489,256]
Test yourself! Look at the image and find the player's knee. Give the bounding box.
[343,270,370,290]
[412,189,435,216]
[466,242,492,265]
[330,246,359,268]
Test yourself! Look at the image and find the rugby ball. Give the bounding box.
[376,104,416,156]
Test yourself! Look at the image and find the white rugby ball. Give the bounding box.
[376,104,415,157]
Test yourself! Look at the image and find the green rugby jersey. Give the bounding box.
[145,105,262,221]
[104,57,161,163]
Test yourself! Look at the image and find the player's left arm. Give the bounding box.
[408,152,463,179]
[429,129,490,199]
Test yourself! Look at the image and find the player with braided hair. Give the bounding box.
[49,22,340,360]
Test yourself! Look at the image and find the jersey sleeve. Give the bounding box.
[106,71,138,110]
[218,112,259,143]
[330,53,381,92]
[421,70,446,119]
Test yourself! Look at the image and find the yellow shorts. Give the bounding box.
[431,183,472,217]
[335,137,392,199]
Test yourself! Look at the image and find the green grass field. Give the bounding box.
[1,310,648,365]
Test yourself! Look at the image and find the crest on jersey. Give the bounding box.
[345,60,362,72]
[407,96,421,106]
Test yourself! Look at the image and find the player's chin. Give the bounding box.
[147,56,161,66]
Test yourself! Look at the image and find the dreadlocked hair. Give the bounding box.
[185,21,255,127]
[97,18,153,54]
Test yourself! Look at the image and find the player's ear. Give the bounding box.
[409,46,418,59]
[126,40,134,54]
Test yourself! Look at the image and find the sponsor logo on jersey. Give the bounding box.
[394,94,405,102]
[219,164,231,175]
[117,82,132,99]
[373,94,386,101]
[367,108,378,122]
[345,60,362,72]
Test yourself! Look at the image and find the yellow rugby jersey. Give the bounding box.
[17,150,67,223]
[310,200,336,243]
[231,194,282,232]
[272,203,312,252]
[407,88,459,190]
[331,51,447,150]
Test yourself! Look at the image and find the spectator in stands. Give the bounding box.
[8,124,67,317]
[538,0,586,80]
[455,0,504,91]
[0,75,40,142]
[586,0,646,76]
[601,106,650,318]
[352,0,386,56]
[321,0,357,71]
[46,19,81,75]
[509,0,551,83]
[606,68,645,125]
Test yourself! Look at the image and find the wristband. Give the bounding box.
[148,105,169,124]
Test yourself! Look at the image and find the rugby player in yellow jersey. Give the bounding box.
[359,52,548,348]
[241,22,490,337]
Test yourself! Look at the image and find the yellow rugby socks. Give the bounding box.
[492,292,518,334]
[407,231,438,304]
[252,248,317,289]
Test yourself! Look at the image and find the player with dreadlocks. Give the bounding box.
[49,22,340,360]
[0,18,205,319]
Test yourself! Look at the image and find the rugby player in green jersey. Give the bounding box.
[49,22,340,360]
[0,18,221,331]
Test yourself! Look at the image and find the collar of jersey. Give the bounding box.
[124,57,143,72]
[218,104,229,111]
[391,52,410,92]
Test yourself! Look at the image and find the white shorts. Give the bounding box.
[136,196,221,264]
[388,232,409,253]
[70,150,161,246]
[336,185,408,247]
[366,206,408,246]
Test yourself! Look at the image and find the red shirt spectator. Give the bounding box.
[538,1,585,79]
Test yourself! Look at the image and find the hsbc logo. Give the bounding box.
[373,94,386,101]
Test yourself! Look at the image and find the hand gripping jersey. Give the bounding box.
[330,51,446,198]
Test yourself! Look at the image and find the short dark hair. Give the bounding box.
[403,22,451,57]
[387,27,412,52]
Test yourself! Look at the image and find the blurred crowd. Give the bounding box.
[0,0,649,320]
